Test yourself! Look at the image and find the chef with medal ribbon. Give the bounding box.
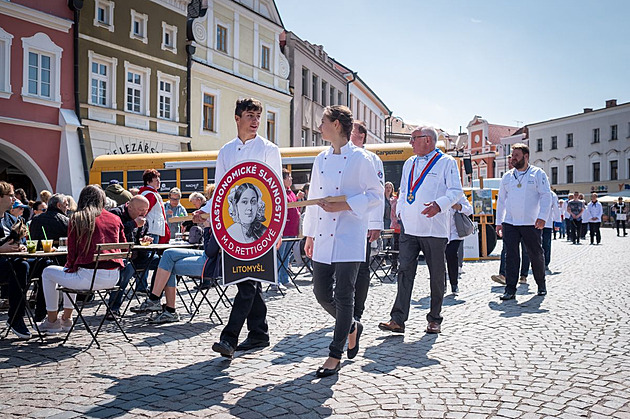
[378,126,463,336]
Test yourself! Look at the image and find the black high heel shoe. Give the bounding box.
[347,321,363,359]
[316,361,341,378]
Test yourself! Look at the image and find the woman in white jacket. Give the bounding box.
[445,195,473,294]
[303,105,383,378]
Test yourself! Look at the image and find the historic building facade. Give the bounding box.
[466,115,519,184]
[187,0,291,153]
[78,0,190,162]
[0,0,82,197]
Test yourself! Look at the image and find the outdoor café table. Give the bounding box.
[1,250,68,342]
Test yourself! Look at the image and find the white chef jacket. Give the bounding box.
[303,142,383,264]
[496,165,552,226]
[397,150,463,239]
[544,191,561,228]
[200,135,282,214]
[447,195,473,242]
[585,201,603,223]
[362,147,385,230]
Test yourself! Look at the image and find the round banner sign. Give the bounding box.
[211,161,287,261]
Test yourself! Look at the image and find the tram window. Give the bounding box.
[180,168,204,192]
[126,170,144,190]
[206,168,216,184]
[289,164,311,190]
[383,161,403,192]
[158,169,177,194]
[101,171,123,189]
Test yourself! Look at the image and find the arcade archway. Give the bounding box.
[0,138,52,200]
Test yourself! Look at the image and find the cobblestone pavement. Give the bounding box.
[2,228,630,418]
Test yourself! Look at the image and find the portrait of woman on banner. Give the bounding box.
[226,183,268,243]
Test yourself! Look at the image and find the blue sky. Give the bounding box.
[275,0,630,134]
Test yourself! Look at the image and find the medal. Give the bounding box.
[517,184,522,188]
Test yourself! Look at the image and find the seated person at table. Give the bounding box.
[181,191,206,233]
[107,195,159,318]
[29,193,69,321]
[0,181,31,339]
[165,187,188,237]
[2,199,29,243]
[38,185,126,334]
[131,220,221,323]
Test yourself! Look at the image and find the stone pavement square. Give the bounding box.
[1,228,629,418]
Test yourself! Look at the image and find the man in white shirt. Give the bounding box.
[542,190,561,274]
[496,143,551,300]
[350,120,385,322]
[378,127,463,334]
[585,193,603,244]
[194,98,282,359]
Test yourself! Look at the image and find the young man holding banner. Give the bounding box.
[194,98,282,359]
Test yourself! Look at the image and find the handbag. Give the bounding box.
[454,212,474,237]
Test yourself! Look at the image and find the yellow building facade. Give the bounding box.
[188,0,291,151]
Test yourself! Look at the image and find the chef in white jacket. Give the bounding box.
[303,105,383,378]
[542,190,561,273]
[585,192,603,244]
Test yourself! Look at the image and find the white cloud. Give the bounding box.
[471,18,482,24]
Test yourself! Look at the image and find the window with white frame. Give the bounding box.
[94,0,114,32]
[216,24,228,53]
[0,27,13,98]
[157,72,179,121]
[266,111,276,143]
[21,33,62,107]
[203,93,216,132]
[130,10,148,44]
[124,62,150,115]
[161,22,177,53]
[260,44,270,71]
[88,51,116,108]
[301,128,308,147]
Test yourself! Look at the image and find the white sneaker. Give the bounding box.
[60,317,73,332]
[38,318,63,334]
[148,310,180,324]
[130,298,162,313]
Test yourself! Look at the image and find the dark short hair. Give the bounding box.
[235,98,263,117]
[353,120,368,144]
[0,181,13,197]
[143,169,160,186]
[282,168,291,179]
[512,143,529,156]
[323,105,354,140]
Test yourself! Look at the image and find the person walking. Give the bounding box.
[303,105,382,377]
[378,126,463,335]
[542,190,560,274]
[585,193,603,245]
[495,143,551,300]
[567,192,585,244]
[194,98,282,359]
[446,195,473,293]
[139,169,170,244]
[275,168,300,290]
[611,197,627,236]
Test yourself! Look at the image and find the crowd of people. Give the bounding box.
[2,96,629,379]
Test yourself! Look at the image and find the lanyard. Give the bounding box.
[406,150,442,204]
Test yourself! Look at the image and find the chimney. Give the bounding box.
[605,99,617,108]
[583,108,593,113]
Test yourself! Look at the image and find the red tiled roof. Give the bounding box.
[487,124,518,144]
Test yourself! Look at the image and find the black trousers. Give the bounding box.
[220,280,268,347]
[445,239,463,289]
[353,238,371,321]
[616,219,627,235]
[589,222,601,244]
[0,257,29,324]
[502,223,545,295]
[569,219,582,244]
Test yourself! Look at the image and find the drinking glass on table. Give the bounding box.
[26,240,38,254]
[41,239,53,252]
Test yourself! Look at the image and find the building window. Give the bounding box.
[88,51,116,109]
[592,128,600,143]
[161,22,177,53]
[566,165,574,184]
[312,74,319,103]
[551,136,557,150]
[216,25,227,53]
[203,93,215,131]
[157,72,179,121]
[266,111,276,143]
[313,131,321,146]
[124,62,150,115]
[610,160,618,180]
[321,81,327,106]
[301,68,309,97]
[551,167,558,185]
[592,162,600,182]
[301,128,309,147]
[130,10,148,44]
[338,91,343,106]
[329,86,335,106]
[21,33,62,107]
[94,0,114,31]
[610,124,618,140]
[0,27,13,98]
[536,138,543,152]
[261,45,270,71]
[566,133,573,147]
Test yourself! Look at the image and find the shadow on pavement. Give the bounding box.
[229,371,338,418]
[488,294,548,318]
[85,359,236,418]
[126,318,219,348]
[361,333,439,374]
[0,342,81,369]
[269,326,334,365]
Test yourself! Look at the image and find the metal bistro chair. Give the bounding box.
[58,242,134,349]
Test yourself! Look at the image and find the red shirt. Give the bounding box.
[283,188,300,237]
[65,210,126,272]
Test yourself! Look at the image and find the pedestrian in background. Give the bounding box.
[105,179,133,205]
[585,193,603,245]
[495,143,551,300]
[611,197,627,236]
[567,192,585,244]
[139,169,170,244]
[165,187,187,236]
[446,195,472,294]
[542,190,561,274]
[39,190,52,204]
[275,168,300,291]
